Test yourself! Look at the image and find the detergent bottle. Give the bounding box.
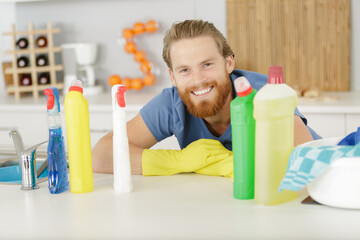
[112,84,133,193]
[44,87,69,194]
[253,66,297,205]
[65,80,94,193]
[230,77,256,200]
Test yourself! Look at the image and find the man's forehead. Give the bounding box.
[170,35,217,51]
[170,36,221,66]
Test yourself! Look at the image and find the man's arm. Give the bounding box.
[92,113,158,174]
[294,115,313,146]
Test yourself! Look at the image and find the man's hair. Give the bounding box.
[162,19,234,69]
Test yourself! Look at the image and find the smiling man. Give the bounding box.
[92,20,320,176]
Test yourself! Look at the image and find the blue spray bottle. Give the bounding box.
[44,88,69,194]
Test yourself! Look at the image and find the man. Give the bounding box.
[92,20,319,176]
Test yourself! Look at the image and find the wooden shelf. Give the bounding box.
[2,28,60,36]
[4,46,62,55]
[6,83,64,93]
[5,65,63,74]
[2,22,64,100]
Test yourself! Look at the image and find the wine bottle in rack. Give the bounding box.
[38,72,50,85]
[20,74,32,86]
[16,37,29,49]
[17,56,29,68]
[36,54,49,66]
[36,36,48,48]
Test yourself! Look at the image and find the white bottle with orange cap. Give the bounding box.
[112,84,132,193]
[65,80,94,193]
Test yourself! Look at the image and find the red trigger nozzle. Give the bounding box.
[44,89,55,110]
[116,86,127,108]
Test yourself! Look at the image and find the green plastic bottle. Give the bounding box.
[231,76,257,199]
[253,66,298,205]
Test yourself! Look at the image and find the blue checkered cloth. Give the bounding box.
[279,143,360,192]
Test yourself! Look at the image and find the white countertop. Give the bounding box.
[1,90,359,114]
[0,90,159,113]
[1,173,360,239]
[297,91,360,114]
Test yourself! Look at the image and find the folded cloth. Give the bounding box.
[338,127,360,146]
[279,143,360,192]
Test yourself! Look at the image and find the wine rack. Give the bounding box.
[2,22,63,100]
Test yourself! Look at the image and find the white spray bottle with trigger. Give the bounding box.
[112,84,133,193]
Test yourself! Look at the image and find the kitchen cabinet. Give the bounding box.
[302,113,346,138]
[0,91,180,151]
[297,91,360,139]
[346,114,360,134]
[302,112,360,138]
[0,93,131,149]
[0,105,118,149]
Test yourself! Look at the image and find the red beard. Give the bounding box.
[177,78,232,118]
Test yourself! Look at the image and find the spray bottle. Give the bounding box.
[230,77,256,199]
[65,80,94,193]
[253,66,297,205]
[44,87,69,194]
[112,84,133,193]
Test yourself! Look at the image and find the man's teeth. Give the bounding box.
[192,87,212,96]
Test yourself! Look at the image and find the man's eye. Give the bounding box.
[204,63,212,68]
[180,69,188,73]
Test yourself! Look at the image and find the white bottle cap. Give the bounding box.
[234,77,253,97]
[69,80,83,93]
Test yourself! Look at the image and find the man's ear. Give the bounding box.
[225,55,235,74]
[169,68,177,86]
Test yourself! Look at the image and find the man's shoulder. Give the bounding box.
[141,86,184,113]
[158,86,178,97]
[156,86,182,105]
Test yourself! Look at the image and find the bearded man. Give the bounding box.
[92,20,320,176]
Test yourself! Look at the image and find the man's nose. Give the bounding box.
[192,69,207,85]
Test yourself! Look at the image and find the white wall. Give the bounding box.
[351,0,360,91]
[0,0,359,98]
[0,2,16,97]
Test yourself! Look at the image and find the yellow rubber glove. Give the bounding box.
[142,139,233,178]
[195,155,233,178]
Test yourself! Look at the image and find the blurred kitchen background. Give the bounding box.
[1,0,359,97]
[0,0,359,144]
[0,0,228,96]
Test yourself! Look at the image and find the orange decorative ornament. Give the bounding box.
[122,28,134,40]
[145,20,158,33]
[133,22,145,34]
[139,60,151,74]
[134,50,146,62]
[143,73,156,86]
[108,75,122,86]
[131,78,143,90]
[124,41,137,54]
[123,78,132,89]
[111,20,159,90]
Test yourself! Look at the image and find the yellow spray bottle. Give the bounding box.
[65,80,94,193]
[253,66,297,205]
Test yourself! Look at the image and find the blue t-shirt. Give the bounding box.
[140,69,321,150]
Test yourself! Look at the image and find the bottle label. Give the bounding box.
[48,115,61,129]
